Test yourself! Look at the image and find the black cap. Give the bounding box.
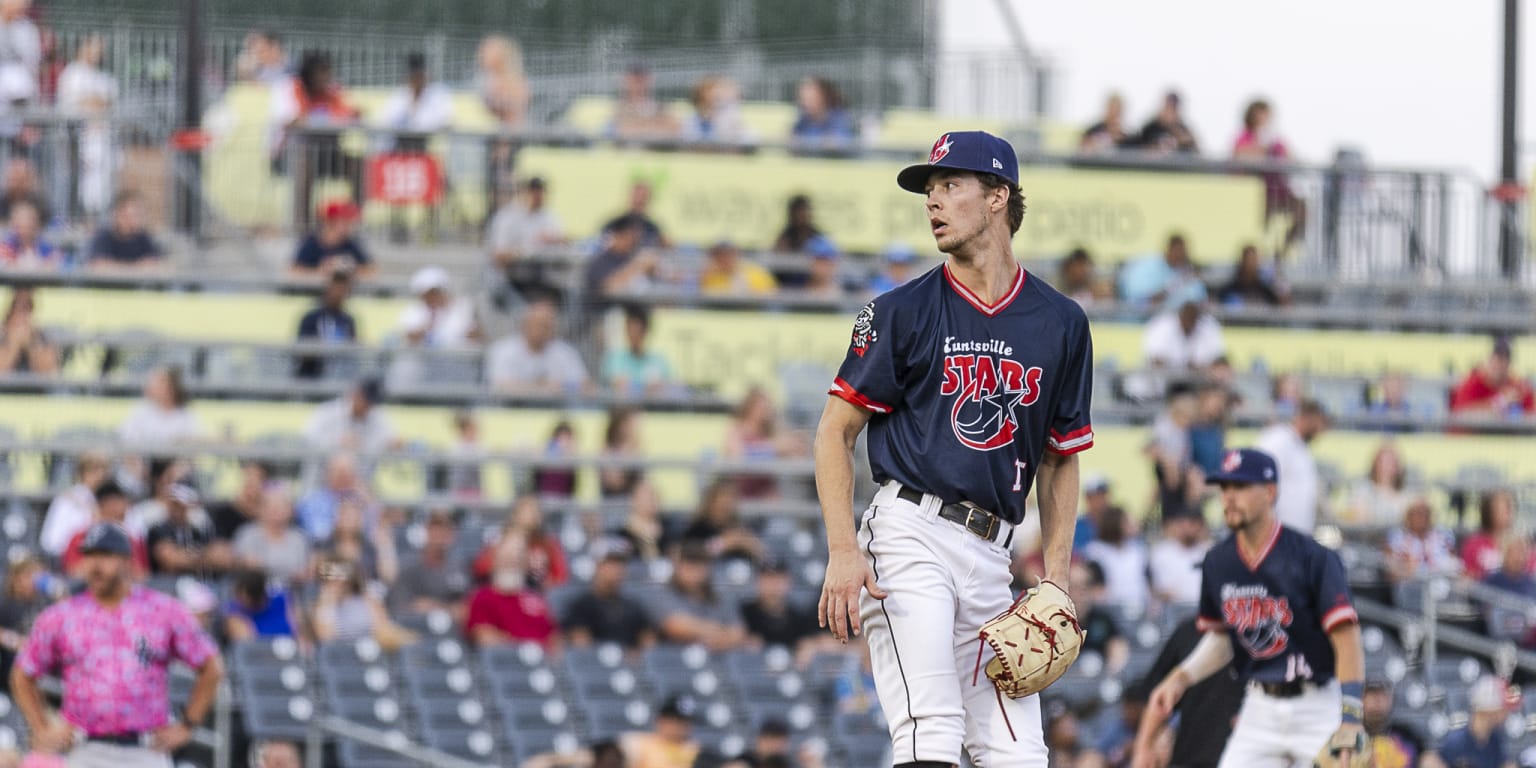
[94,480,127,504]
[757,717,790,737]
[356,377,384,403]
[79,522,133,557]
[677,539,712,563]
[405,52,427,73]
[658,694,697,722]
[524,176,546,191]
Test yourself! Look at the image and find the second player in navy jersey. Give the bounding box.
[1140,448,1366,768]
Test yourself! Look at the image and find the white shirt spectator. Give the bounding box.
[375,82,453,133]
[305,396,397,456]
[1143,310,1225,369]
[0,13,40,105]
[118,403,203,448]
[396,297,477,348]
[1385,526,1460,577]
[57,61,116,112]
[1148,537,1209,605]
[486,201,564,260]
[39,483,94,556]
[1257,423,1321,533]
[1082,538,1151,609]
[484,335,588,392]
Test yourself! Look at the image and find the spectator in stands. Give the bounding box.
[1044,703,1089,766]
[374,52,453,142]
[1343,441,1412,528]
[1071,560,1130,673]
[126,457,191,534]
[314,497,395,586]
[397,266,480,347]
[1463,489,1521,581]
[0,158,47,226]
[585,218,660,303]
[1451,336,1534,418]
[683,75,752,145]
[1080,92,1130,153]
[0,200,56,269]
[1147,385,1203,521]
[731,719,801,768]
[233,483,311,583]
[646,540,747,651]
[474,496,568,589]
[1133,91,1199,154]
[598,406,644,499]
[1360,679,1434,768]
[223,569,297,641]
[835,639,882,719]
[0,0,39,115]
[602,181,668,247]
[304,378,398,457]
[1118,233,1199,310]
[466,533,559,648]
[698,239,777,296]
[62,482,149,579]
[271,51,361,224]
[444,410,483,498]
[562,537,654,650]
[290,199,374,278]
[609,63,681,141]
[1096,689,1147,768]
[236,29,289,84]
[40,451,109,557]
[1437,676,1514,768]
[802,236,845,298]
[724,387,804,499]
[86,190,166,271]
[1385,498,1460,605]
[486,176,566,301]
[1055,247,1108,307]
[740,558,817,655]
[250,740,303,768]
[1481,537,1536,647]
[389,508,469,620]
[1363,371,1419,428]
[475,35,529,128]
[773,194,823,254]
[868,241,919,295]
[1083,504,1151,608]
[294,268,358,379]
[119,366,203,449]
[1072,473,1117,552]
[529,419,578,498]
[57,34,118,217]
[147,483,233,577]
[791,76,855,149]
[1257,398,1329,532]
[602,304,675,398]
[312,555,416,649]
[1271,371,1304,420]
[1189,382,1234,476]
[0,555,55,687]
[0,286,57,375]
[296,452,374,542]
[1216,244,1288,307]
[622,695,702,768]
[207,460,269,542]
[681,479,765,564]
[1233,100,1306,251]
[614,481,669,562]
[1142,299,1225,371]
[486,297,590,394]
[1148,513,1210,605]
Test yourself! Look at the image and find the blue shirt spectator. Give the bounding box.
[291,200,375,277]
[224,571,296,639]
[1118,233,1197,308]
[602,304,673,398]
[868,242,919,295]
[1438,677,1514,768]
[791,77,855,148]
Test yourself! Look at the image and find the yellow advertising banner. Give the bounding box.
[519,146,1268,261]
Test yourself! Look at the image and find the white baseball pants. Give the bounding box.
[68,741,173,768]
[1216,681,1341,768]
[856,481,1047,767]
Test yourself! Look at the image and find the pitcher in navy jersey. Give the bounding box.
[1142,448,1366,768]
[813,130,1094,768]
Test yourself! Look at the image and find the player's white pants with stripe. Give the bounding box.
[1217,681,1341,768]
[67,741,174,768]
[856,482,1048,767]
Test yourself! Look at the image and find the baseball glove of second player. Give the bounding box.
[976,580,1085,698]
[1313,724,1372,768]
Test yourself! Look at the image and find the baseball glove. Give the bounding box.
[976,580,1085,698]
[1312,724,1372,768]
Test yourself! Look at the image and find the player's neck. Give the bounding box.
[945,242,1019,306]
[1236,517,1279,557]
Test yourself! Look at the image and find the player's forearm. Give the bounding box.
[813,401,864,554]
[183,655,224,725]
[1035,451,1079,583]
[1174,630,1234,686]
[9,667,49,732]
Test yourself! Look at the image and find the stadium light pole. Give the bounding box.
[1498,0,1520,278]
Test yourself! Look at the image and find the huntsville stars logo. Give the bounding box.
[928,133,953,165]
[939,338,1043,451]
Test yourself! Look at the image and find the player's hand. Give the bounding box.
[819,549,886,643]
[30,719,75,753]
[1146,670,1191,721]
[151,721,192,753]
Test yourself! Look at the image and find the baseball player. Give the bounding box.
[11,522,224,768]
[1143,448,1365,768]
[815,130,1095,767]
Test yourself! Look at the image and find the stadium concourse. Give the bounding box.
[0,10,1533,768]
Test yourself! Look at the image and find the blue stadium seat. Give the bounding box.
[568,664,651,702]
[319,639,390,670]
[326,693,412,734]
[498,694,574,733]
[487,665,562,700]
[321,663,397,700]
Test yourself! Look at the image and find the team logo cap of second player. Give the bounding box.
[896,131,1020,193]
[1204,448,1279,485]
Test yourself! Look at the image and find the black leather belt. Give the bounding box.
[896,485,1013,546]
[87,732,147,746]
[1256,680,1308,698]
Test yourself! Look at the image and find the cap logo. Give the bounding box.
[1221,450,1243,473]
[84,526,105,546]
[928,134,953,165]
[992,158,1003,170]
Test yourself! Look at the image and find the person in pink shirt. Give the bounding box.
[1462,489,1523,580]
[11,523,223,767]
[1232,99,1305,250]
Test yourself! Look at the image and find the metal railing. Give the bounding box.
[305,714,493,768]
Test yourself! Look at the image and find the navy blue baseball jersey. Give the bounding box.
[1196,524,1358,684]
[828,263,1094,525]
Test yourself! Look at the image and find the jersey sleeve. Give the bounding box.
[828,298,902,414]
[1047,311,1095,454]
[1196,550,1224,632]
[1314,546,1358,632]
[15,606,61,678]
[168,598,219,669]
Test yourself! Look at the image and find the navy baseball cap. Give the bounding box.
[1205,448,1280,486]
[79,522,133,557]
[897,131,1020,194]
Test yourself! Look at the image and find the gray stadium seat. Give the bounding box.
[488,665,562,699]
[643,643,719,677]
[582,697,654,739]
[240,693,316,741]
[498,695,574,733]
[403,664,478,702]
[336,739,417,768]
[568,663,651,702]
[327,693,411,733]
[322,663,397,699]
[481,639,556,673]
[418,725,501,764]
[319,639,390,670]
[416,697,491,732]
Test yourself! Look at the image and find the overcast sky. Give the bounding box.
[940,0,1535,183]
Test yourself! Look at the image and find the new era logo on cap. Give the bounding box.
[898,130,1020,194]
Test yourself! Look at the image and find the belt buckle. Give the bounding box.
[961,503,996,541]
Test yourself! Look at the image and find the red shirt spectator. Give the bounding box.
[62,528,149,578]
[466,585,557,648]
[1450,338,1534,416]
[1462,490,1525,580]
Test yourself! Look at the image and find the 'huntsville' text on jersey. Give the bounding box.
[828,263,1094,525]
